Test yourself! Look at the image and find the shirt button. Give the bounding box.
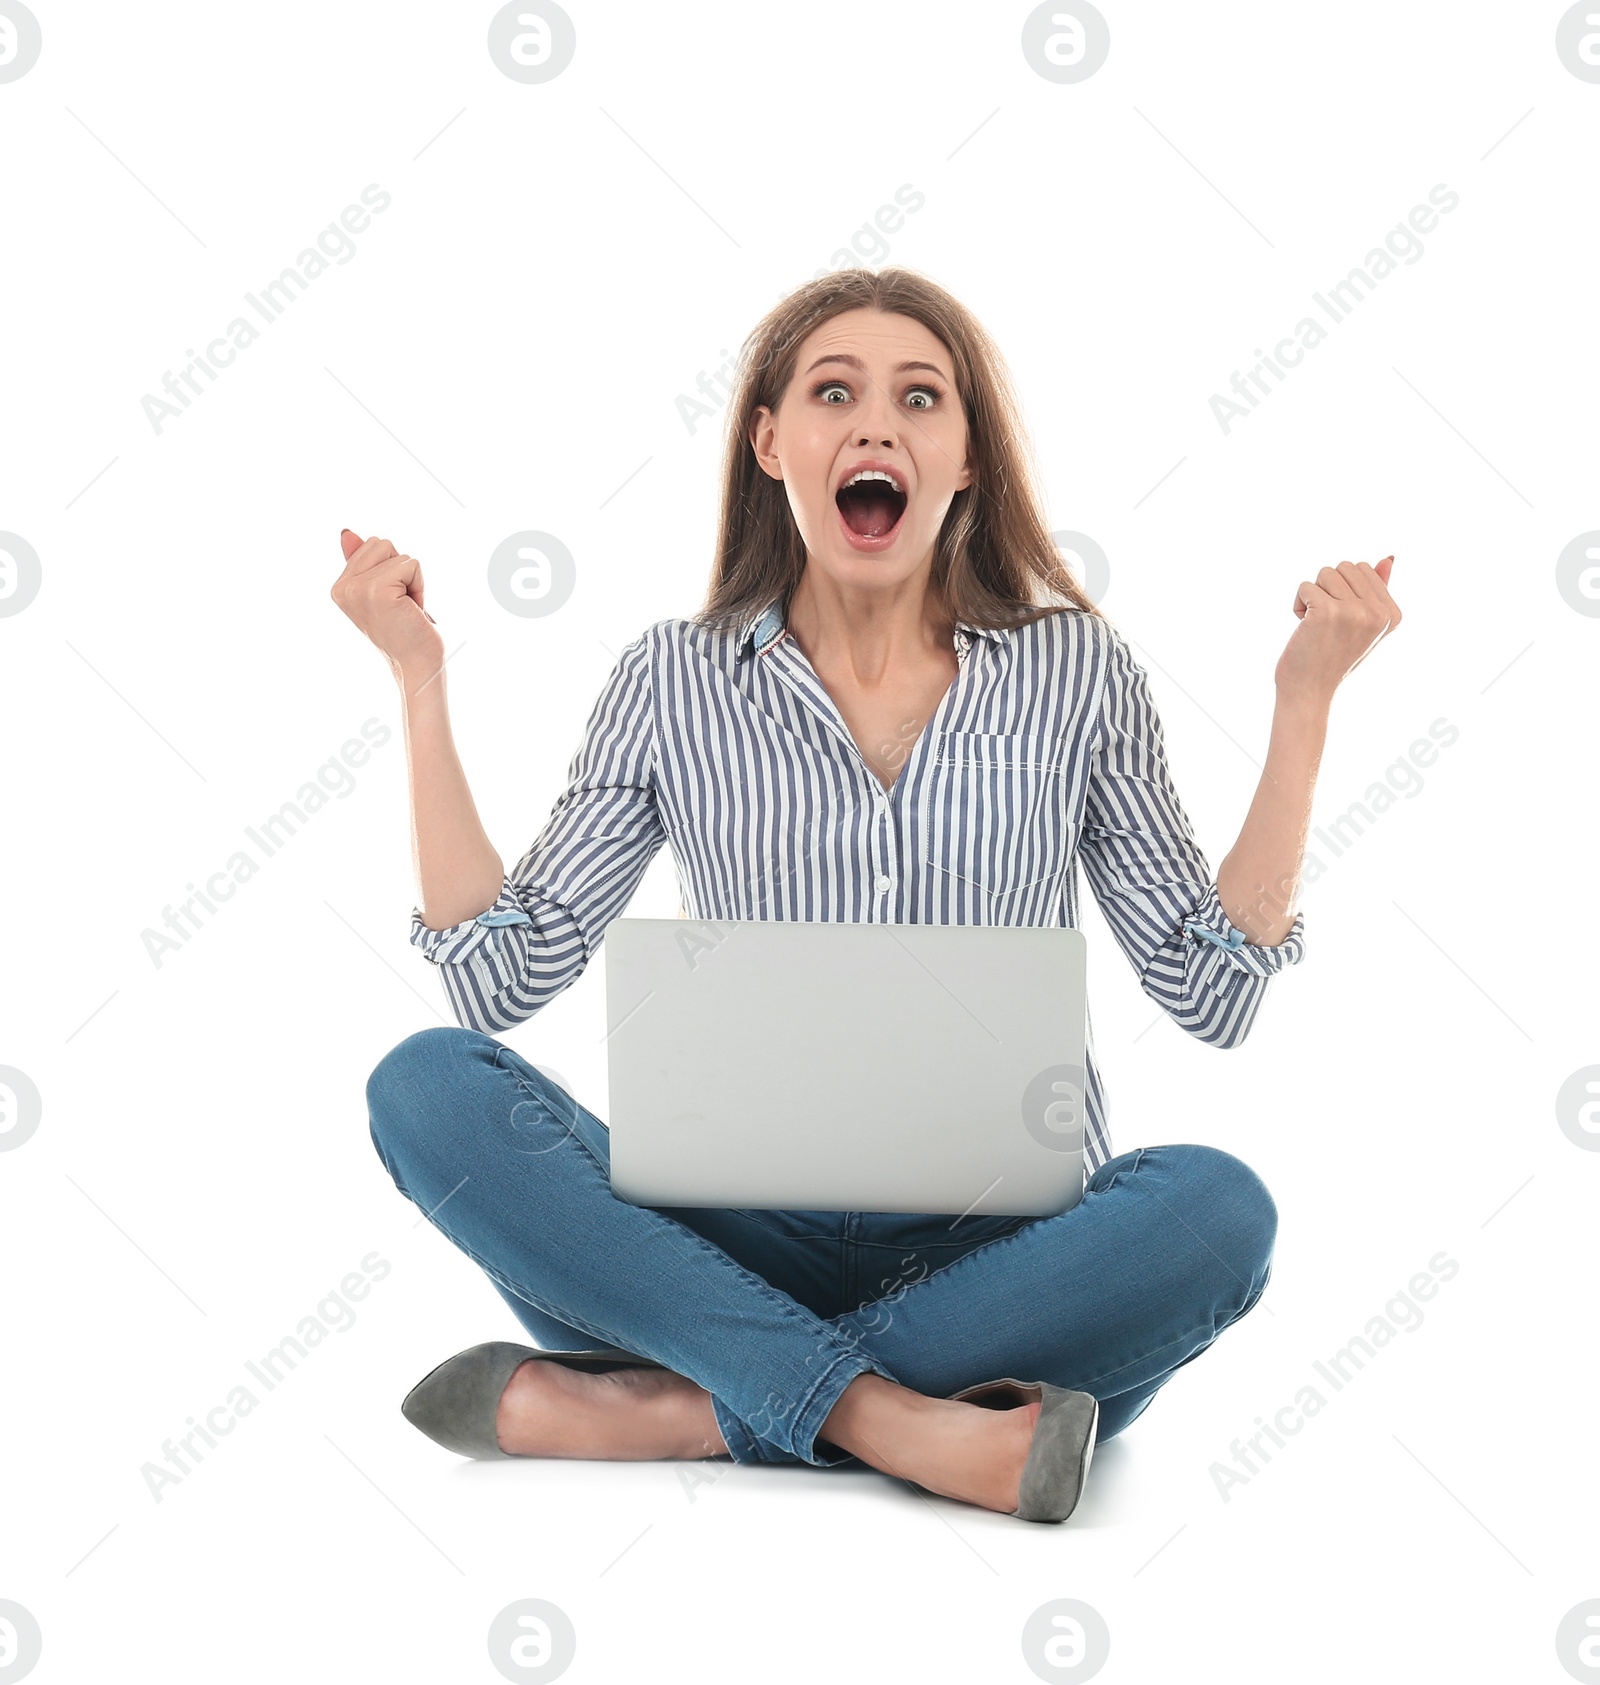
[875,874,892,893]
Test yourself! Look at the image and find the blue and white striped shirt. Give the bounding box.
[410,595,1306,1172]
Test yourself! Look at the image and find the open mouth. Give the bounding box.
[835,471,908,541]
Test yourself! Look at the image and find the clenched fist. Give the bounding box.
[330,529,444,683]
[1276,555,1402,702]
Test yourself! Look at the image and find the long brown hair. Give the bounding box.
[693,266,1101,637]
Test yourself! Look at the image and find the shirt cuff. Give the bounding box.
[408,876,533,967]
[1180,882,1305,980]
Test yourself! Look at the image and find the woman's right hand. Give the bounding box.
[330,529,445,683]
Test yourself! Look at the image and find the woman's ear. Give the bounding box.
[748,405,784,482]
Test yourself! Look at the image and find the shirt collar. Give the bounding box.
[735,595,1007,658]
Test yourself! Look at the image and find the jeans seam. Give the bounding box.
[788,1347,884,1465]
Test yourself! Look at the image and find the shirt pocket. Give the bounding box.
[928,731,1075,921]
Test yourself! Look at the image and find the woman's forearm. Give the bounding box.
[1214,685,1331,946]
[397,664,506,932]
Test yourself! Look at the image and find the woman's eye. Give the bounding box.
[808,379,943,407]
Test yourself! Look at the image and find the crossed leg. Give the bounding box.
[368,1028,1275,1506]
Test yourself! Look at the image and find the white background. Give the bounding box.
[2,2,1597,1681]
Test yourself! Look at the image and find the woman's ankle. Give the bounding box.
[818,1373,1038,1512]
[496,1362,728,1461]
[818,1373,926,1469]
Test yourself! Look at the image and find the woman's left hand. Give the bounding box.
[1275,555,1402,701]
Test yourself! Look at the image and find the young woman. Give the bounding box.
[335,267,1400,1523]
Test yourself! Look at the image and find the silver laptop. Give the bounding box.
[603,918,1088,1216]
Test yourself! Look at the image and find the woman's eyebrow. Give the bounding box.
[802,352,950,380]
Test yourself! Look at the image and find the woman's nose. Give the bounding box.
[849,375,901,446]
[854,402,899,449]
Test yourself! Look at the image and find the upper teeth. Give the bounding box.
[843,469,901,491]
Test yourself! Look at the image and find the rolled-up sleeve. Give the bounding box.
[408,629,666,1031]
[1077,625,1305,1047]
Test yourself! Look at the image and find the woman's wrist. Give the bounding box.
[393,655,450,711]
[1272,677,1334,722]
[1271,684,1334,759]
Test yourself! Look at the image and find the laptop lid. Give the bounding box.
[603,918,1087,1216]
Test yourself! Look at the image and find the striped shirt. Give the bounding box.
[410,595,1306,1172]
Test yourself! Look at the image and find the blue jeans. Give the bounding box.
[366,1027,1275,1467]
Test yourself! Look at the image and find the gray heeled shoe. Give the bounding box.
[944,1376,1100,1522]
[400,1340,666,1459]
